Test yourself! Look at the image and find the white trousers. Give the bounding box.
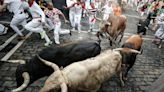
[73,14,82,31]
[25,18,51,43]
[69,10,75,27]
[89,15,96,30]
[10,13,27,36]
[54,22,70,44]
[45,17,54,30]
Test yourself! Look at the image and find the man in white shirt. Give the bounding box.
[0,0,27,40]
[24,0,52,46]
[102,1,113,20]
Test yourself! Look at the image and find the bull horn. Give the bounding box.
[113,48,124,51]
[12,72,30,92]
[113,48,141,54]
[0,60,26,64]
[37,55,60,71]
[7,60,26,64]
[60,82,68,92]
[145,26,148,30]
[129,49,141,54]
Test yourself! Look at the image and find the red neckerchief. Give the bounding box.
[28,0,34,7]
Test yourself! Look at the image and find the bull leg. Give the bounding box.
[123,65,133,81]
[119,33,124,44]
[110,40,113,46]
[119,71,125,87]
[96,32,101,42]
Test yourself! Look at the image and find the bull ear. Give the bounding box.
[12,72,30,92]
[60,82,68,92]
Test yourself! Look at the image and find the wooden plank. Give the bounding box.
[1,32,32,61]
[0,33,17,51]
[0,21,10,25]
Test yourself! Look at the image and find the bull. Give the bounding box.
[38,48,141,92]
[137,15,151,35]
[11,41,101,92]
[96,14,127,46]
[115,34,143,81]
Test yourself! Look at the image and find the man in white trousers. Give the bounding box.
[44,3,70,44]
[0,0,27,40]
[25,0,52,46]
[66,0,76,31]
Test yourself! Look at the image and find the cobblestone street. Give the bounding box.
[0,7,164,92]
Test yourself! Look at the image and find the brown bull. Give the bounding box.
[96,14,127,46]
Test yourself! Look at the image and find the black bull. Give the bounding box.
[16,41,101,88]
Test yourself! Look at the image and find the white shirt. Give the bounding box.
[4,0,22,14]
[74,4,82,15]
[29,2,45,23]
[103,4,113,14]
[66,0,76,11]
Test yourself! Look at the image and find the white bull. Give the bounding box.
[39,48,140,92]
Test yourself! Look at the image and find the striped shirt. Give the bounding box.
[44,8,62,24]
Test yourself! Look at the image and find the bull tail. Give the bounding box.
[37,55,60,71]
[37,55,68,92]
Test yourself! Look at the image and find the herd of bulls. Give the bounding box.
[3,13,149,92]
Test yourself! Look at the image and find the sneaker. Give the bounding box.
[78,30,81,33]
[158,44,162,48]
[71,28,75,32]
[0,27,8,35]
[40,31,45,39]
[44,41,53,46]
[88,29,91,32]
[55,41,60,44]
[17,36,26,41]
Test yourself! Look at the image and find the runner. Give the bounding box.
[0,0,28,40]
[24,0,52,46]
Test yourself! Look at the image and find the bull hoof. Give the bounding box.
[70,31,72,36]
